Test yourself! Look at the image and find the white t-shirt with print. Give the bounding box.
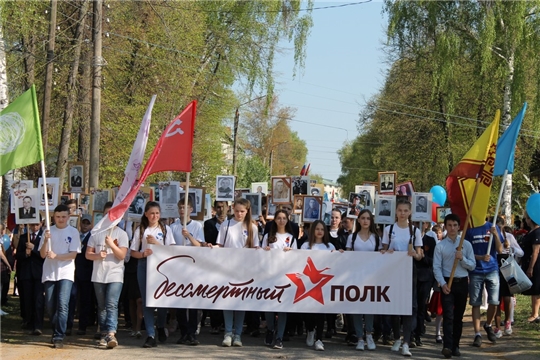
[300,242,336,251]
[130,224,175,252]
[261,232,297,249]
[382,222,422,251]
[346,233,379,252]
[88,227,129,283]
[170,219,205,246]
[216,218,259,249]
[39,225,81,282]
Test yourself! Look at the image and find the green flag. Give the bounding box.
[0,85,44,176]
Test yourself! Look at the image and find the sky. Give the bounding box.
[272,0,388,182]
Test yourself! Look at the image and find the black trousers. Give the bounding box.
[18,278,45,331]
[441,278,468,351]
[414,279,432,337]
[305,313,325,341]
[178,308,199,336]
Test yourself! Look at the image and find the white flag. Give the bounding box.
[92,95,156,235]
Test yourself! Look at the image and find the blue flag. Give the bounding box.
[493,103,527,176]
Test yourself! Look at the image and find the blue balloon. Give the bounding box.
[430,185,447,206]
[2,235,10,252]
[526,193,540,225]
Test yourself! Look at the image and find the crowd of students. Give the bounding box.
[2,195,539,358]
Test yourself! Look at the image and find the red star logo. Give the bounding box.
[286,257,334,304]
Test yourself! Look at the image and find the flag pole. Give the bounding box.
[447,174,483,288]
[486,169,508,254]
[39,160,51,251]
[183,173,190,229]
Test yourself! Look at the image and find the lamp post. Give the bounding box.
[232,94,267,175]
[269,141,288,176]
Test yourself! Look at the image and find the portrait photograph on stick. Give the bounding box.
[251,182,268,196]
[10,180,34,214]
[242,192,262,217]
[303,196,322,223]
[411,192,432,222]
[68,162,84,193]
[266,196,277,220]
[396,181,414,197]
[271,176,292,204]
[374,194,396,225]
[378,171,397,195]
[293,194,304,214]
[216,175,235,201]
[15,188,40,224]
[292,176,309,195]
[159,182,180,218]
[38,177,59,210]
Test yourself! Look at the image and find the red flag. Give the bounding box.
[300,164,306,176]
[106,101,197,225]
[305,163,311,176]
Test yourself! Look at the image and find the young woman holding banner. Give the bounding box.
[345,209,379,351]
[300,220,341,351]
[129,201,175,348]
[212,198,259,348]
[261,209,297,349]
[381,199,423,357]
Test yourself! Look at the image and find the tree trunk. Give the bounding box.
[22,34,36,89]
[55,0,90,190]
[501,52,515,225]
[0,20,11,224]
[41,0,58,155]
[89,0,102,189]
[78,26,92,190]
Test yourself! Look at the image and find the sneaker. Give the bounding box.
[176,335,188,344]
[232,334,242,347]
[347,334,358,346]
[382,335,392,345]
[483,323,496,343]
[366,334,376,350]
[53,339,64,349]
[473,334,482,347]
[265,330,274,346]
[442,347,452,358]
[210,327,219,334]
[401,343,412,357]
[273,337,283,349]
[356,340,365,350]
[157,327,168,343]
[452,347,461,357]
[306,330,315,347]
[494,327,503,339]
[187,334,199,346]
[415,336,423,347]
[314,339,324,351]
[436,335,443,343]
[222,332,233,347]
[391,339,402,352]
[504,321,512,335]
[32,329,43,336]
[106,334,118,349]
[143,336,157,348]
[195,323,201,335]
[135,331,142,339]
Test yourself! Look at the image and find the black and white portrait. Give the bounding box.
[272,177,291,203]
[129,195,145,215]
[354,185,375,212]
[91,190,110,213]
[292,176,309,195]
[243,193,262,217]
[251,182,268,196]
[69,164,83,192]
[375,195,396,225]
[293,195,304,214]
[412,192,432,222]
[303,196,322,223]
[266,196,277,220]
[38,177,59,210]
[179,190,198,217]
[216,175,235,201]
[15,188,39,224]
[378,172,397,195]
[159,182,180,218]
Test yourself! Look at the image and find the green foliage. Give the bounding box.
[235,154,269,188]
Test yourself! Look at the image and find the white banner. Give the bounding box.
[146,246,412,315]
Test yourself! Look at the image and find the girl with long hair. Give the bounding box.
[261,209,296,349]
[129,201,175,348]
[381,199,423,357]
[300,220,341,351]
[345,209,379,350]
[213,198,259,348]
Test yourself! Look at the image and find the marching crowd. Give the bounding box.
[1,195,539,359]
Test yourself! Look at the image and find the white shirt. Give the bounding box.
[300,242,336,251]
[170,219,205,246]
[261,232,297,249]
[346,233,378,252]
[88,227,129,283]
[216,218,259,248]
[130,224,175,252]
[382,223,422,251]
[39,225,81,282]
[502,232,524,258]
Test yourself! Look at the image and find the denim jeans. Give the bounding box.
[223,310,245,335]
[94,282,123,334]
[352,314,374,338]
[44,280,73,341]
[138,259,166,338]
[265,312,287,339]
[469,271,500,306]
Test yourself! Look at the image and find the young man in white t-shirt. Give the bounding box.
[170,197,205,345]
[86,202,129,349]
[39,204,81,349]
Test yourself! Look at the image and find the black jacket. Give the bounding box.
[75,232,93,282]
[16,230,44,281]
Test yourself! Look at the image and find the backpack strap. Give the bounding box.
[222,219,231,247]
[374,233,380,252]
[388,224,394,249]
[351,232,358,251]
